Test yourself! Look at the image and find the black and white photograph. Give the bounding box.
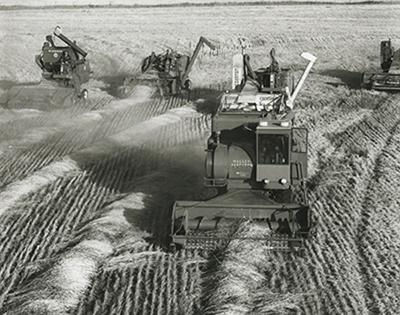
[0,0,399,314]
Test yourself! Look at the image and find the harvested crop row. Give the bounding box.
[201,222,301,315]
[0,92,114,142]
[356,120,400,314]
[75,247,204,315]
[0,174,112,307]
[72,80,388,315]
[0,104,204,227]
[294,78,389,177]
[253,95,400,315]
[196,90,400,315]
[0,108,209,310]
[3,193,147,314]
[0,93,188,188]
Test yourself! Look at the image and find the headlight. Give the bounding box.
[280,121,290,127]
[279,178,287,185]
[263,179,269,184]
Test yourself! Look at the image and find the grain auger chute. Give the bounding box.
[171,46,317,252]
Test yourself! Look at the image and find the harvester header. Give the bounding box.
[362,39,400,91]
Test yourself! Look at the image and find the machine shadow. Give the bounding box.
[189,86,224,115]
[98,74,132,98]
[126,158,214,249]
[0,80,19,91]
[74,83,226,248]
[80,144,215,249]
[320,69,363,89]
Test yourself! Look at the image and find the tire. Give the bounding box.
[183,79,192,90]
[81,89,88,99]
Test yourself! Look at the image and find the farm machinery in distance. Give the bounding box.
[362,39,400,91]
[1,26,91,108]
[171,44,317,252]
[120,37,216,97]
[35,26,91,99]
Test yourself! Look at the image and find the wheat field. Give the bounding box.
[0,3,400,314]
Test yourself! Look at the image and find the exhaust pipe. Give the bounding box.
[286,52,317,109]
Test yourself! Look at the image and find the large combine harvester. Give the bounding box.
[120,37,216,97]
[35,26,91,98]
[362,39,400,91]
[171,45,317,251]
[1,26,91,108]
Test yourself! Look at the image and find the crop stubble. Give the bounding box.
[1,4,400,314]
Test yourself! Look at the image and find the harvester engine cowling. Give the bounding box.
[171,48,317,252]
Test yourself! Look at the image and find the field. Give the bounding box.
[1,0,396,8]
[0,3,400,314]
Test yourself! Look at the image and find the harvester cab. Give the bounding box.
[171,48,317,252]
[121,37,216,97]
[362,39,400,91]
[35,26,91,99]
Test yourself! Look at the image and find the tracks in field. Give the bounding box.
[356,117,400,315]
[309,95,400,314]
[0,89,186,188]
[193,91,400,315]
[2,79,400,314]
[0,93,112,144]
[76,247,204,315]
[0,88,211,313]
[210,92,400,315]
[319,94,400,314]
[304,94,400,314]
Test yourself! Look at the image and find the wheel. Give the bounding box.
[80,89,88,99]
[183,79,192,90]
[216,185,227,195]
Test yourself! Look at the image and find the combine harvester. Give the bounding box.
[1,26,91,108]
[362,39,400,91]
[171,44,317,252]
[120,37,216,97]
